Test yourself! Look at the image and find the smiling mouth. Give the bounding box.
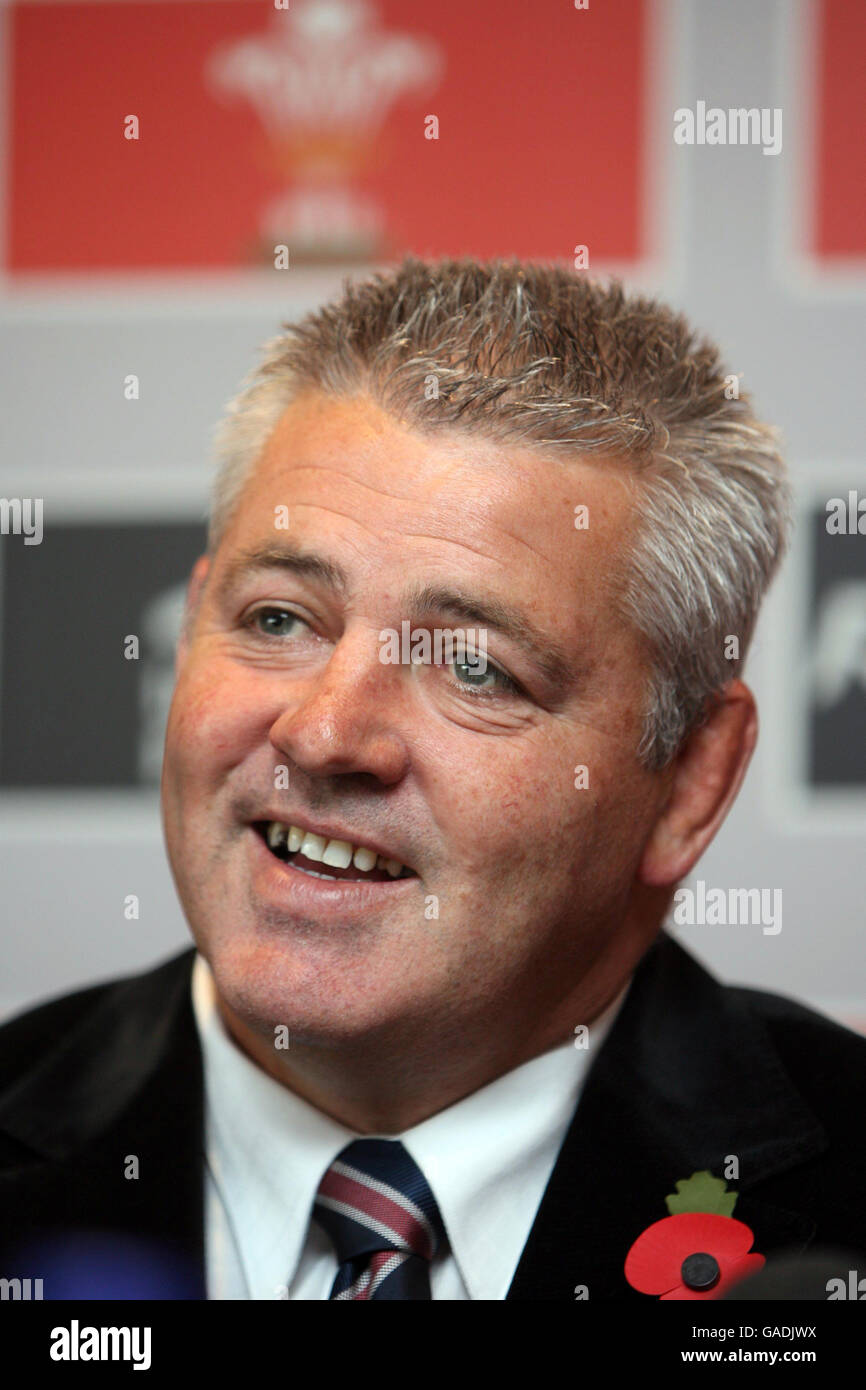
[253,821,417,883]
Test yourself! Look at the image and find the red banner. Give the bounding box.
[814,0,866,258]
[7,0,648,271]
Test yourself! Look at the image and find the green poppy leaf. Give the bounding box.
[665,1170,737,1217]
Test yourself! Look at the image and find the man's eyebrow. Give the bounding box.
[213,543,350,601]
[213,551,574,690]
[406,584,574,690]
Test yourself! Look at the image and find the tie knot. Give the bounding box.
[313,1138,445,1267]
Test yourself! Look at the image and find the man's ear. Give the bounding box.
[176,555,211,674]
[637,680,758,887]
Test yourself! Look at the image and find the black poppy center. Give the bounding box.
[680,1251,720,1290]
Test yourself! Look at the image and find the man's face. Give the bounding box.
[162,390,668,1046]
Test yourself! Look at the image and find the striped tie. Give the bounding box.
[312,1138,446,1300]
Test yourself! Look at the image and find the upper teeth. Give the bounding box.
[265,822,407,878]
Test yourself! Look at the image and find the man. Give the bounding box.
[1,258,864,1301]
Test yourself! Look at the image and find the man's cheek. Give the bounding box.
[166,690,212,763]
[171,667,245,750]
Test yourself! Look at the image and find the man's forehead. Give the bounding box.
[249,391,636,549]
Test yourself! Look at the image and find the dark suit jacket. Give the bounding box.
[1,930,865,1300]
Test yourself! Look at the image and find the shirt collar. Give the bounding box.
[192,953,628,1300]
[401,986,627,1298]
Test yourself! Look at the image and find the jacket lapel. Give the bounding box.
[506,932,825,1300]
[0,948,206,1298]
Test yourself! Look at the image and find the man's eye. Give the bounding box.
[448,657,520,698]
[246,607,307,638]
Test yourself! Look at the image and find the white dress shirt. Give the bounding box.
[191,953,629,1300]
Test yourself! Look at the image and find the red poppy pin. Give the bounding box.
[624,1171,764,1300]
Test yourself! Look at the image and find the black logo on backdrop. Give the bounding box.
[0,522,205,787]
[808,508,866,788]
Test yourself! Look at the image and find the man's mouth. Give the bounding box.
[253,821,417,883]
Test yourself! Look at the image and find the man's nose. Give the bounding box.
[267,629,410,784]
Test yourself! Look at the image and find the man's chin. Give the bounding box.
[201,932,430,1050]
